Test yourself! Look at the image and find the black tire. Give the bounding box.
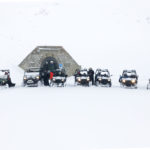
[109,83,112,87]
[96,81,99,86]
[87,82,90,87]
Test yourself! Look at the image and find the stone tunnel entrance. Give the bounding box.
[40,57,59,73]
[19,46,81,77]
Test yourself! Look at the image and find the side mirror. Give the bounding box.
[66,75,68,78]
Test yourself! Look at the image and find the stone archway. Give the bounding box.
[40,57,59,72]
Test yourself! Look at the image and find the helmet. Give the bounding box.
[50,61,54,64]
[5,72,8,75]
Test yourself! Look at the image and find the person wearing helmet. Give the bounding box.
[43,70,50,86]
[49,60,55,72]
[88,68,95,85]
[42,61,49,86]
[7,76,15,87]
[43,61,49,71]
[5,71,15,87]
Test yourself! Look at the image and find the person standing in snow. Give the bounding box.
[50,71,54,80]
[49,71,54,86]
[88,68,95,85]
[74,69,80,82]
[43,71,50,86]
[49,61,55,72]
[5,71,15,87]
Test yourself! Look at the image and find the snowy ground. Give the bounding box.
[0,0,150,150]
[1,77,150,150]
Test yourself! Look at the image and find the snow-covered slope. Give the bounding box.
[0,0,150,150]
[1,86,150,150]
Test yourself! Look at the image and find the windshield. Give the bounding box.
[80,71,88,76]
[123,73,137,78]
[55,71,64,76]
[26,68,40,72]
[100,71,109,77]
[24,72,39,77]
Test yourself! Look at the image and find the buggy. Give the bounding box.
[23,67,41,87]
[0,70,15,87]
[50,69,67,87]
[119,70,138,88]
[95,69,112,87]
[74,69,90,86]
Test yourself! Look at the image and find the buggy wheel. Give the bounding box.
[96,81,99,86]
[87,83,90,87]
[109,83,112,87]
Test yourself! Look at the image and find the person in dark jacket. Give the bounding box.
[5,71,15,87]
[88,68,94,85]
[49,61,55,72]
[7,78,15,87]
[43,61,49,72]
[43,71,50,86]
[74,69,80,82]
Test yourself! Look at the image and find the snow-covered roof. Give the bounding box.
[36,46,63,51]
[24,72,39,77]
[101,71,109,75]
[0,71,7,79]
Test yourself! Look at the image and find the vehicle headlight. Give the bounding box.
[77,77,81,82]
[2,80,5,83]
[131,79,136,84]
[108,78,111,81]
[62,79,64,82]
[24,77,27,80]
[98,78,102,81]
[122,79,126,83]
[87,77,90,81]
[53,78,56,81]
[36,76,40,80]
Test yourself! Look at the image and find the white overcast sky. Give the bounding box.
[0,0,50,2]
